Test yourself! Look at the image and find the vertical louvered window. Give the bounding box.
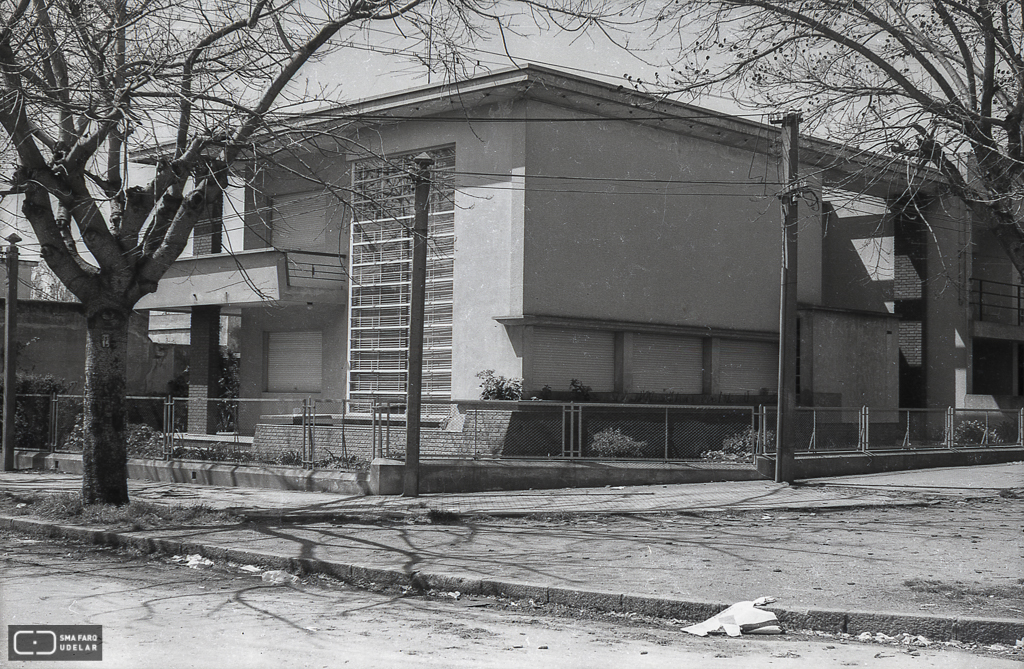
[266,331,322,393]
[348,147,455,409]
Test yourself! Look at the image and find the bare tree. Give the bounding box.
[0,0,613,504]
[641,0,1024,275]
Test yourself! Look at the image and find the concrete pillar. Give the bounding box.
[188,306,221,434]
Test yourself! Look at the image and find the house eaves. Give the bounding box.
[133,64,941,196]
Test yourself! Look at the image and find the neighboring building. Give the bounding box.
[0,260,184,396]
[135,66,1022,436]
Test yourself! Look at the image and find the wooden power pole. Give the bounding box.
[770,113,800,484]
[404,153,434,497]
[3,234,21,472]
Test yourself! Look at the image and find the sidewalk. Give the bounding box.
[1,463,1022,645]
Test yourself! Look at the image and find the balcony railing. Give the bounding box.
[970,278,1024,326]
[136,248,347,310]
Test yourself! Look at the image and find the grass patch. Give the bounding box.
[0,491,237,530]
[903,578,1024,601]
[426,508,463,524]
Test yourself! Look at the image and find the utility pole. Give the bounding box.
[404,153,434,497]
[770,113,800,484]
[3,234,21,472]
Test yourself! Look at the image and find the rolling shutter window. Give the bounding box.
[267,331,322,393]
[631,334,703,394]
[532,328,615,392]
[272,192,326,251]
[719,339,778,394]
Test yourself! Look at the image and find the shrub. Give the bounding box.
[62,418,167,458]
[476,370,522,400]
[952,420,1004,445]
[169,442,254,463]
[702,427,769,461]
[569,379,591,402]
[2,374,75,450]
[590,428,645,458]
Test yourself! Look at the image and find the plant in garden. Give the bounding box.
[952,420,1001,445]
[1,374,74,450]
[476,370,522,400]
[590,428,645,458]
[569,379,592,402]
[703,426,768,461]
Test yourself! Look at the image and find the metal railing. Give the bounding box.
[370,400,762,464]
[13,393,1024,470]
[789,406,1024,452]
[970,277,1024,326]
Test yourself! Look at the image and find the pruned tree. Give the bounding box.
[641,0,1024,276]
[0,0,614,504]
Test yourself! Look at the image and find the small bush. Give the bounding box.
[590,428,645,458]
[313,449,369,471]
[169,442,255,463]
[702,427,768,461]
[62,419,168,458]
[476,370,522,400]
[953,420,1002,445]
[279,449,302,466]
[569,379,591,402]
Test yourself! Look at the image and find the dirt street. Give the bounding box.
[0,531,1017,669]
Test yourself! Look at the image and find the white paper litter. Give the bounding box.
[261,570,299,584]
[239,565,263,573]
[682,596,782,637]
[183,554,214,569]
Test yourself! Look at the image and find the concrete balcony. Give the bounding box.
[136,249,347,310]
[970,277,1024,342]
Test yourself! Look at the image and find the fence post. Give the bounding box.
[310,398,317,468]
[49,392,58,451]
[664,407,669,461]
[340,398,348,461]
[1019,408,1023,447]
[945,407,954,449]
[162,396,172,460]
[371,402,377,460]
[859,406,869,451]
[809,408,816,451]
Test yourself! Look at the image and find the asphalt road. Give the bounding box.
[1,531,1016,669]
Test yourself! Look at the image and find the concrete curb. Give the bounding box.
[3,515,1020,645]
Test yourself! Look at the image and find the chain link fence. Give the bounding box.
[370,401,761,465]
[13,394,1024,470]
[789,406,1024,452]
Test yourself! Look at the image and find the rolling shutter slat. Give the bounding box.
[532,328,615,392]
[631,333,703,393]
[267,331,322,393]
[719,340,778,394]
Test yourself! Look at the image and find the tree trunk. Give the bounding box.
[81,307,130,506]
